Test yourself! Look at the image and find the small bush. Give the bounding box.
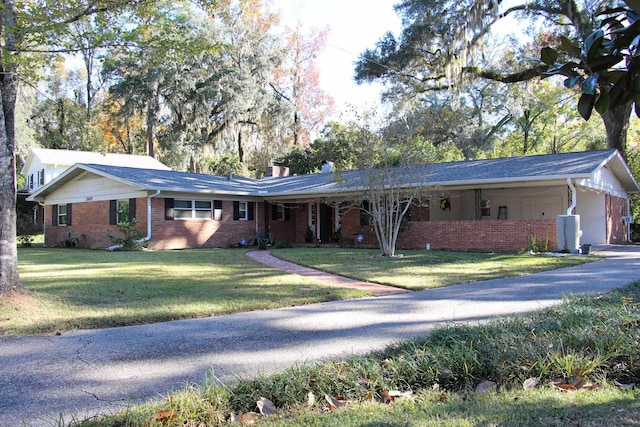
[107,219,146,250]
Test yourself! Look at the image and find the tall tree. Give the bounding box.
[355,0,632,155]
[0,0,215,295]
[275,25,334,146]
[539,1,640,157]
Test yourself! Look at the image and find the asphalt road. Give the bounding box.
[2,245,640,426]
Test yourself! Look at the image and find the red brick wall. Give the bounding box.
[149,200,260,249]
[265,203,300,243]
[339,208,379,247]
[44,198,558,252]
[44,198,148,248]
[398,219,558,252]
[44,199,265,250]
[606,195,629,244]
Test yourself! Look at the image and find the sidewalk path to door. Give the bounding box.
[246,250,410,296]
[1,245,639,426]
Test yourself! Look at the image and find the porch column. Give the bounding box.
[474,189,482,220]
[316,202,321,241]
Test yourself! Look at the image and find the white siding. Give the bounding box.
[576,189,606,244]
[43,173,146,205]
[579,166,628,198]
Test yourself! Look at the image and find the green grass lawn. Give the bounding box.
[2,247,594,335]
[3,248,367,335]
[271,248,592,290]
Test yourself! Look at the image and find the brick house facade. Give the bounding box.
[32,149,639,253]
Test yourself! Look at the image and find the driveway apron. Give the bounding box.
[1,245,639,426]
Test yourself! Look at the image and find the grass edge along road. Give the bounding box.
[81,282,640,427]
[3,247,592,335]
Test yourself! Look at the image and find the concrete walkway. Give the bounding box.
[246,250,410,296]
[2,245,640,426]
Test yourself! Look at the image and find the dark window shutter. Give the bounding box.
[52,205,58,226]
[109,200,117,225]
[233,201,240,220]
[285,204,291,221]
[66,203,72,226]
[248,202,254,221]
[271,203,278,221]
[129,198,136,221]
[214,200,222,210]
[164,198,174,220]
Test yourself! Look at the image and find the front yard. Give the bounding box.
[271,248,591,290]
[1,247,592,335]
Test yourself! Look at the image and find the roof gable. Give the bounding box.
[21,148,170,175]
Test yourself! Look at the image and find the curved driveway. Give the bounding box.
[2,245,640,426]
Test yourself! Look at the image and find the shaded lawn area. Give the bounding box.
[271,248,594,290]
[2,248,367,335]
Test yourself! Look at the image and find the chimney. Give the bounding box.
[321,160,335,173]
[265,162,289,177]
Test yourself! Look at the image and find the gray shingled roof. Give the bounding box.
[28,149,639,201]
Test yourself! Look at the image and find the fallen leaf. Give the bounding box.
[381,359,392,368]
[523,377,539,389]
[475,380,497,394]
[570,376,585,389]
[154,409,177,422]
[257,397,277,416]
[582,382,598,390]
[365,392,373,401]
[307,392,316,407]
[230,412,238,423]
[239,411,261,424]
[556,383,577,392]
[324,394,346,409]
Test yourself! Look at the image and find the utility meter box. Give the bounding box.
[556,215,581,252]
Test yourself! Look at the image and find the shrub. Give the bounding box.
[107,219,146,250]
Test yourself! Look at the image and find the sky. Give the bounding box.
[276,0,402,119]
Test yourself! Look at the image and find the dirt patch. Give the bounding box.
[1,290,43,311]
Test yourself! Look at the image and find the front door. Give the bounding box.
[319,203,334,243]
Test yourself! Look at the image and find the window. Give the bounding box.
[360,201,371,226]
[238,201,248,220]
[233,201,255,221]
[174,199,213,220]
[110,199,136,225]
[52,204,71,226]
[214,200,223,221]
[271,203,291,221]
[481,200,491,217]
[38,169,45,186]
[117,200,130,224]
[58,204,68,225]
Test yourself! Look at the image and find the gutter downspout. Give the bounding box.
[138,190,161,243]
[627,197,632,243]
[567,178,576,215]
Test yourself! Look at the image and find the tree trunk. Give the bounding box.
[601,102,632,157]
[0,0,24,295]
[0,88,22,294]
[146,98,155,158]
